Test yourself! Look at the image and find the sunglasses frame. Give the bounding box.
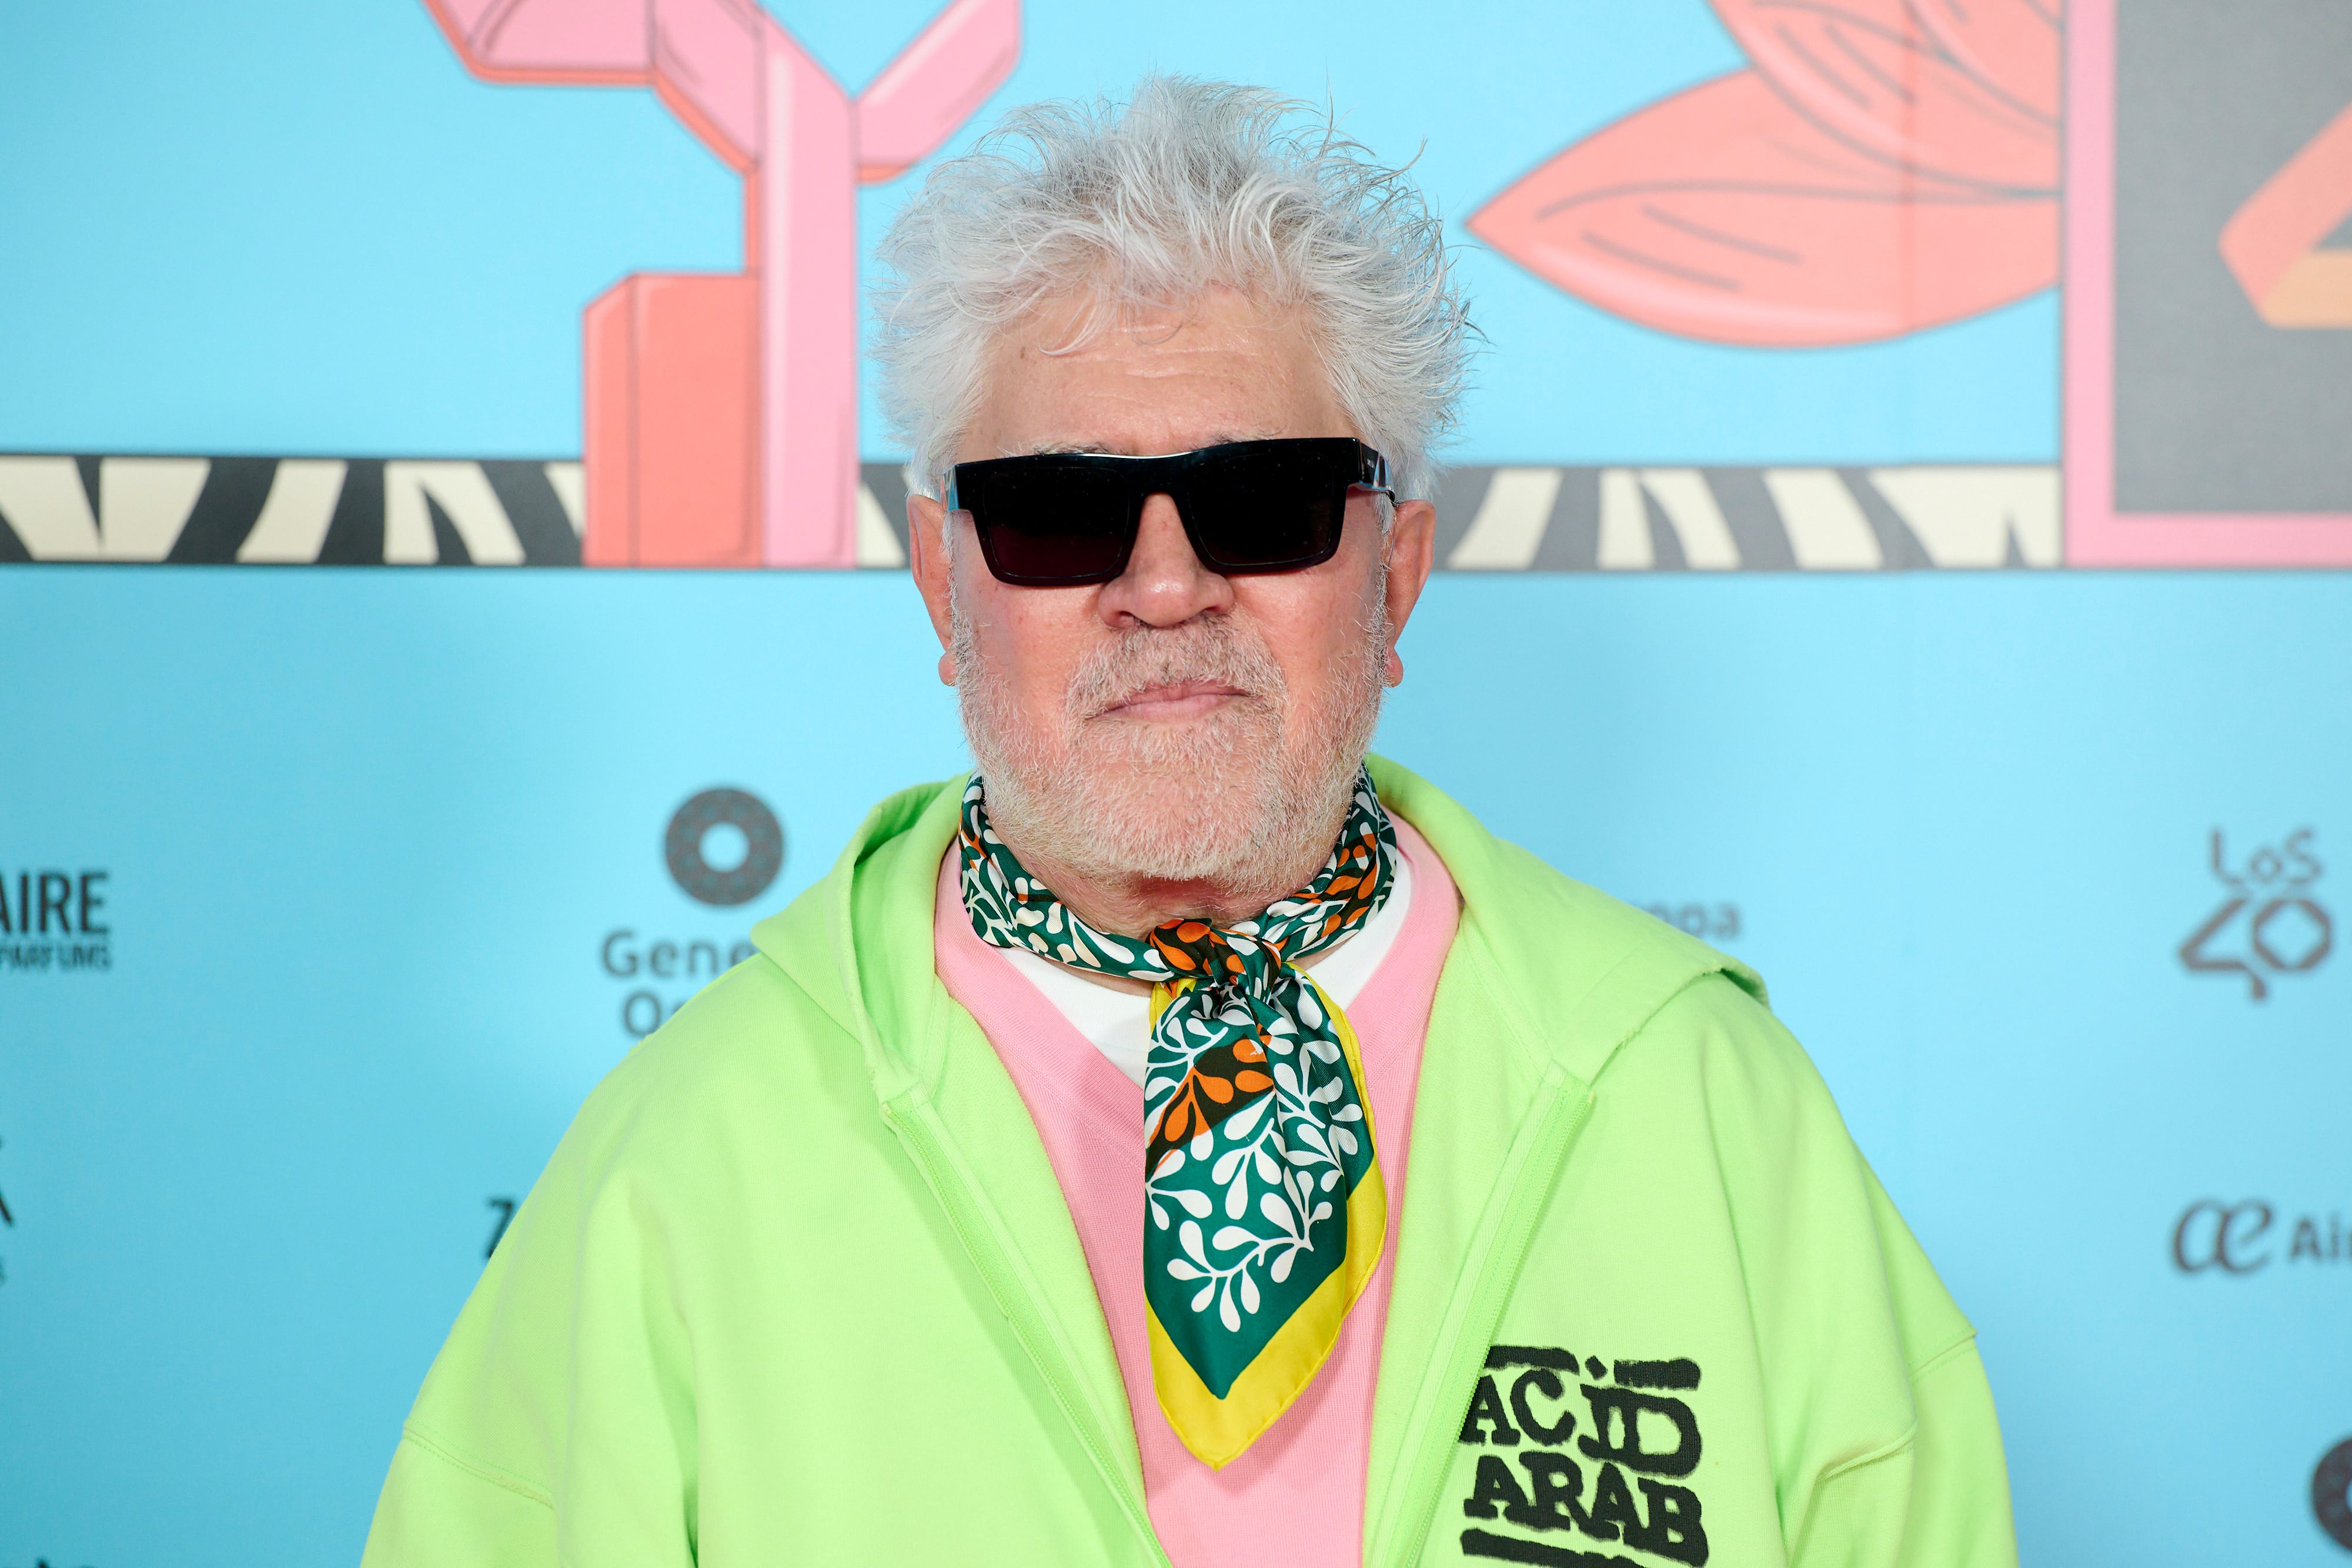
[944,437,1393,587]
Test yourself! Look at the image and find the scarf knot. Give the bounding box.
[958,767,1397,1467]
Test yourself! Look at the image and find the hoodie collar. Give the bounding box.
[748,755,1766,1110]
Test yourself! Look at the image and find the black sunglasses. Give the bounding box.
[944,437,1392,587]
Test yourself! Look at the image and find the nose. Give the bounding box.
[1095,493,1234,629]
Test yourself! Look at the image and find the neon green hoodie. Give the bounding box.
[363,759,2016,1567]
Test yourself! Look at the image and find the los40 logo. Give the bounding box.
[2179,828,2331,1002]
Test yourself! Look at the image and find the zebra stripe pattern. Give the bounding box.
[0,455,2060,571]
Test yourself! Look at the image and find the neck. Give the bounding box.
[994,803,1349,936]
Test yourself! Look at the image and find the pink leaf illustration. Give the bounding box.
[1909,0,2062,124]
[1709,0,2057,189]
[1467,69,2056,345]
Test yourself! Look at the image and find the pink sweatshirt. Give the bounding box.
[933,822,1459,1566]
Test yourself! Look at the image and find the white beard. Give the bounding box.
[952,585,1389,894]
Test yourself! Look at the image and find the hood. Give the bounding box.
[748,756,1766,1109]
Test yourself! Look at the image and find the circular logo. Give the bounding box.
[664,788,784,907]
[2316,1437,2352,1550]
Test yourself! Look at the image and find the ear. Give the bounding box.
[907,492,957,684]
[1379,499,1436,686]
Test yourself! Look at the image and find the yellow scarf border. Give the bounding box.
[1143,977,1388,1469]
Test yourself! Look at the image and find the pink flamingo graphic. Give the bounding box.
[421,0,1020,567]
[1468,0,2060,346]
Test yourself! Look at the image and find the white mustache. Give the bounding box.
[1065,621,1287,720]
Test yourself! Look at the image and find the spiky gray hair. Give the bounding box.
[870,75,1475,503]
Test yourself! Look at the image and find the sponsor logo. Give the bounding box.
[2171,1199,2350,1275]
[601,927,760,1039]
[0,868,111,974]
[1457,1344,1709,1566]
[665,787,784,907]
[483,1196,516,1260]
[599,788,784,1039]
[1642,903,1740,944]
[2316,1437,2352,1552]
[2180,828,2330,1001]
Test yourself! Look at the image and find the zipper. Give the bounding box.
[884,1096,1173,1567]
[1378,1074,1596,1568]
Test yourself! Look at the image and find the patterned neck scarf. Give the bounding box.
[958,768,1396,1468]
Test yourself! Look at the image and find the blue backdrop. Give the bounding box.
[4,1,2348,1563]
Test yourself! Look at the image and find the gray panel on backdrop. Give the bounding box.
[2114,0,2352,514]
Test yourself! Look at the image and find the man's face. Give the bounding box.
[909,286,1434,902]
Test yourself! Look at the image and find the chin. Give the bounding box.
[1070,749,1287,882]
[960,634,1385,895]
[1057,707,1292,881]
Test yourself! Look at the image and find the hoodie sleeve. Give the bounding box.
[1783,1174,2018,1568]
[1609,973,2013,1568]
[1656,973,2021,1568]
[362,1424,560,1567]
[359,1043,701,1568]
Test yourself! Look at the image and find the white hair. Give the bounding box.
[870,75,1475,502]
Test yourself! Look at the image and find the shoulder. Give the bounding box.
[389,952,885,1523]
[1373,755,1766,1084]
[556,951,874,1193]
[1374,766,1958,1308]
[1596,971,1979,1367]
[552,769,968,1198]
[1601,970,1846,1174]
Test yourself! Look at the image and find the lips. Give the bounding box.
[1100,680,1251,718]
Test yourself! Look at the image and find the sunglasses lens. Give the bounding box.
[961,463,1135,584]
[1182,443,1352,572]
[954,440,1375,585]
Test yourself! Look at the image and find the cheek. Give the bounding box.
[1241,570,1378,695]
[967,574,1094,698]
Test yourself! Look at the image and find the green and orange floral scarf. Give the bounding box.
[958,768,1395,1467]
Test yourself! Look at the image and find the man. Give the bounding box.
[364,78,2016,1567]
